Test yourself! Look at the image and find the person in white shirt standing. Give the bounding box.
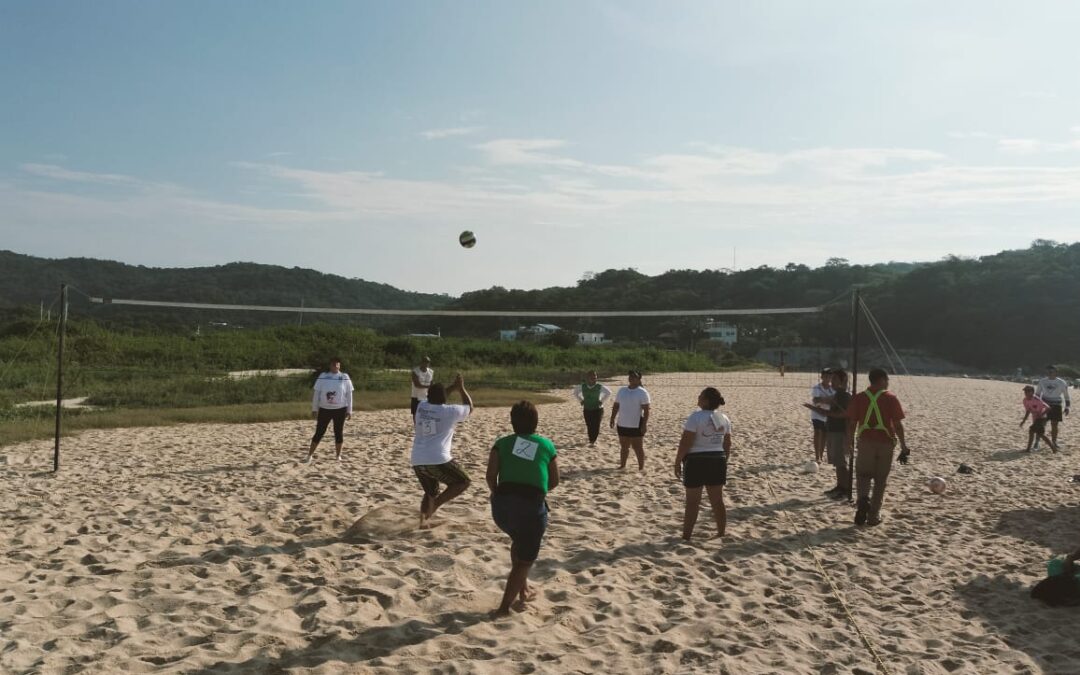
[412,373,473,526]
[809,369,833,464]
[410,356,434,420]
[1036,364,1072,448]
[307,357,354,464]
[674,387,732,540]
[609,370,651,470]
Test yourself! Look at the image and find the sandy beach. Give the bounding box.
[2,372,1078,674]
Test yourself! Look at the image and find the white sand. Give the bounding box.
[2,372,1079,674]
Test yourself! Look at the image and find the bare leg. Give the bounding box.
[1038,431,1057,451]
[705,485,726,537]
[334,441,343,460]
[1051,420,1060,447]
[631,437,645,471]
[306,440,317,463]
[509,552,536,604]
[814,429,826,463]
[496,561,534,616]
[618,436,631,468]
[427,480,471,518]
[1026,429,1035,452]
[682,487,702,540]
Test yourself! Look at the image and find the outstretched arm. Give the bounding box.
[455,374,474,412]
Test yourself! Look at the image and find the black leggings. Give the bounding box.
[313,407,348,444]
[583,407,603,443]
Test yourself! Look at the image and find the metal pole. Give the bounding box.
[847,288,860,502]
[54,283,68,473]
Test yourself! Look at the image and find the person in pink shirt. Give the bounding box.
[1021,385,1058,453]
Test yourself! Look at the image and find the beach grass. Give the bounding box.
[0,387,564,447]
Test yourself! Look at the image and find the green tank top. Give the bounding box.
[580,382,605,410]
[494,433,557,493]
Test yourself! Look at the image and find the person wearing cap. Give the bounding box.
[845,367,910,527]
[1035,365,1071,448]
[805,368,852,499]
[410,356,434,420]
[674,387,732,540]
[609,370,651,470]
[573,371,612,447]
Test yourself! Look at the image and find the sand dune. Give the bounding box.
[2,372,1078,674]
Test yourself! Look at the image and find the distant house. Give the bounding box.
[498,329,518,341]
[532,323,561,335]
[703,321,738,346]
[577,332,608,345]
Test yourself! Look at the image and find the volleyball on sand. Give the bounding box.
[928,476,947,494]
[459,231,477,248]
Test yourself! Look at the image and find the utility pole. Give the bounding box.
[53,283,68,473]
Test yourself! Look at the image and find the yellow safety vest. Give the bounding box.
[856,388,893,439]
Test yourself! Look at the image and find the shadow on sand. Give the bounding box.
[955,574,1080,674]
[995,504,1080,551]
[189,610,492,673]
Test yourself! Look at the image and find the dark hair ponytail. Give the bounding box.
[701,387,725,410]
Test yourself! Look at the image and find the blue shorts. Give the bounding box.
[491,492,549,562]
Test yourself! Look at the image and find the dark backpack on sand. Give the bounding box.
[1031,570,1080,607]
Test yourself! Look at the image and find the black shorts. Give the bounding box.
[1047,404,1063,423]
[811,419,826,431]
[1031,417,1048,434]
[682,452,727,488]
[413,461,471,498]
[616,425,643,438]
[491,492,549,562]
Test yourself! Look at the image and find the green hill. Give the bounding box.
[0,250,451,329]
[2,241,1078,371]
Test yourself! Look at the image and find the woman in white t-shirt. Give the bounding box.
[609,370,651,470]
[306,357,354,464]
[673,387,732,541]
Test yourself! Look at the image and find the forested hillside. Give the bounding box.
[2,242,1077,371]
[0,250,451,329]
[444,242,1079,371]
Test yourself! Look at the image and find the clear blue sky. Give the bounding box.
[3,1,1080,294]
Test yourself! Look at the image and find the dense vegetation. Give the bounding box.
[3,241,1078,371]
[0,323,730,445]
[0,250,450,330]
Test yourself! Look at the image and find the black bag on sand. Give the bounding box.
[1031,573,1080,607]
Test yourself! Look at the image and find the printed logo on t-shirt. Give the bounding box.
[512,437,539,461]
[325,392,336,403]
[418,419,437,437]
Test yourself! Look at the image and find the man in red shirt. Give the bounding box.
[846,368,911,527]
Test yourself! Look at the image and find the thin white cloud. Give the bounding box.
[20,163,147,187]
[475,139,584,168]
[419,126,483,140]
[997,138,1080,154]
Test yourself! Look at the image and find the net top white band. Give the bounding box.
[89,297,821,317]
